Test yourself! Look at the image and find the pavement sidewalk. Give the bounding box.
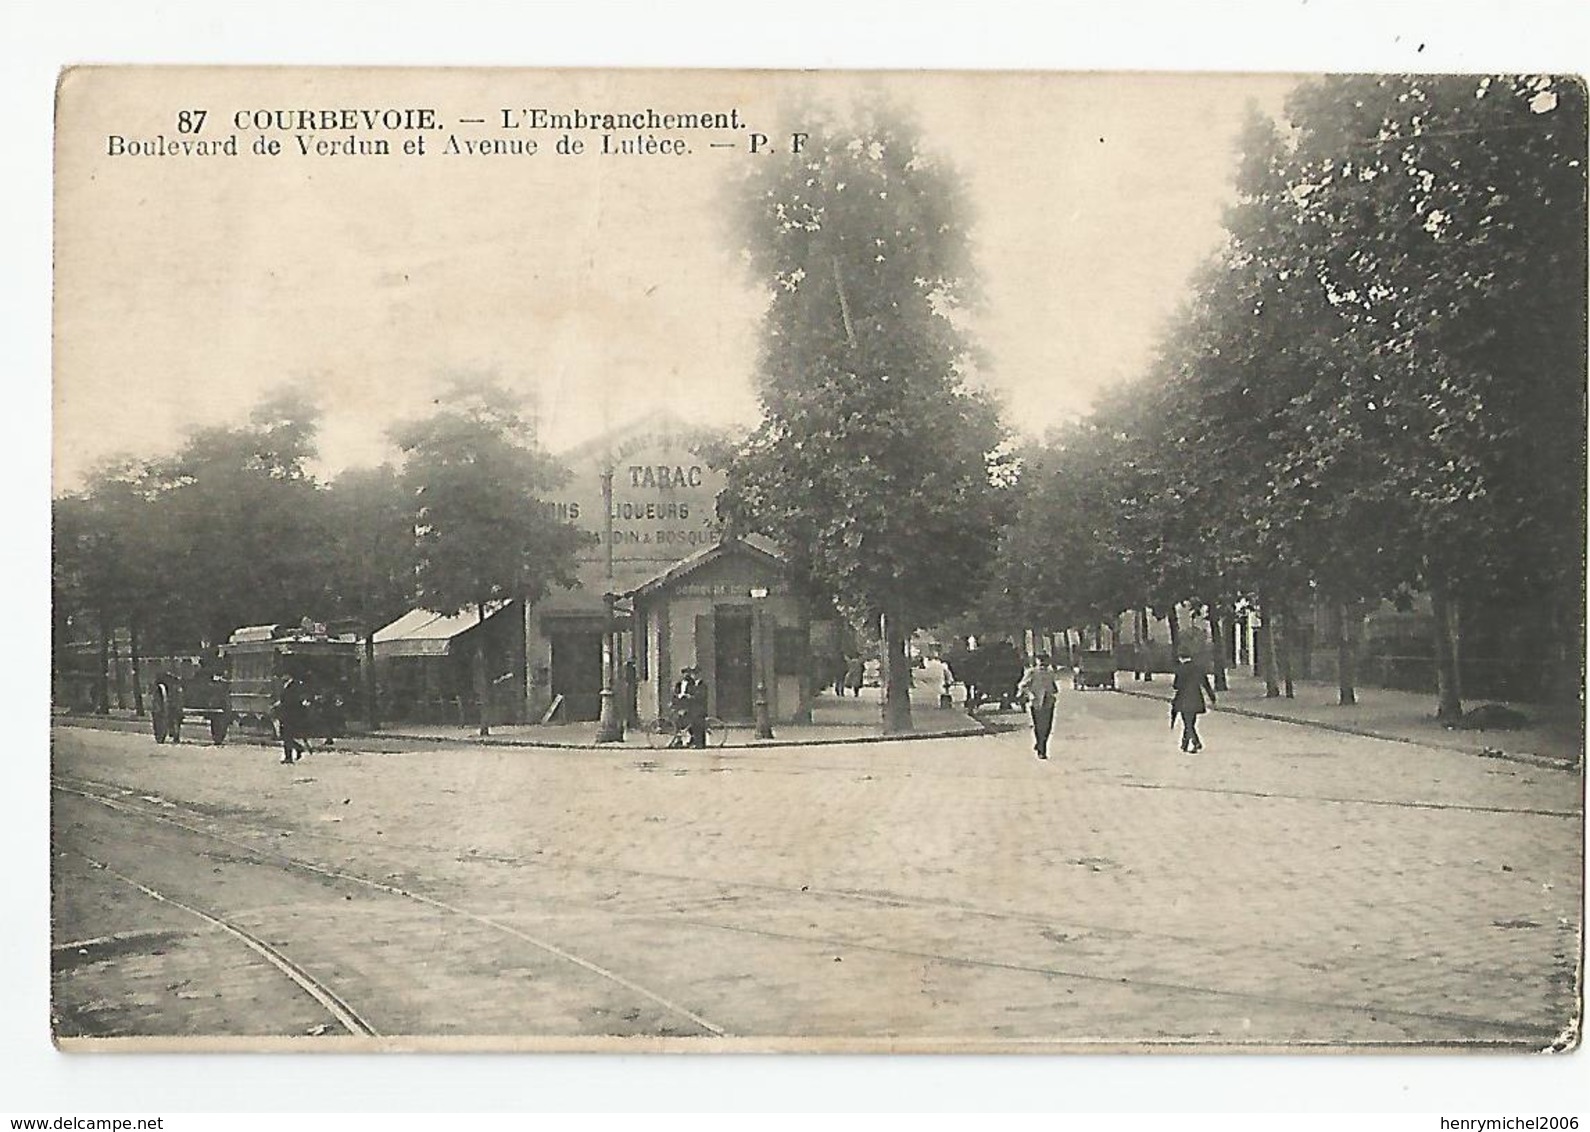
[372,675,987,749]
[54,673,988,750]
[1115,668,1584,769]
[56,669,1582,766]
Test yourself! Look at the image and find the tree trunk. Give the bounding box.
[1335,599,1361,707]
[364,629,380,730]
[110,631,127,710]
[1430,581,1463,723]
[474,601,490,736]
[95,618,111,715]
[1277,600,1296,699]
[1207,601,1228,693]
[1166,606,1182,658]
[129,621,145,717]
[880,610,913,735]
[1224,613,1240,686]
[832,254,858,349]
[1257,596,1281,698]
[1138,608,1153,681]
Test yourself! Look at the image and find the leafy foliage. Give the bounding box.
[391,377,586,619]
[719,100,1011,730]
[1002,75,1585,713]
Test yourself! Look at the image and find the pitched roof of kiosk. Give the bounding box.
[626,535,785,601]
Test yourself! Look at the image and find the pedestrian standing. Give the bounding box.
[1170,653,1217,753]
[622,658,639,728]
[669,666,708,749]
[1016,653,1060,760]
[275,674,310,764]
[844,655,864,697]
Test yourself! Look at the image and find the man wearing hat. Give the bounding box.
[670,665,708,749]
[1170,652,1218,753]
[1016,653,1061,759]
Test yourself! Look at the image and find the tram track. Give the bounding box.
[53,842,379,1037]
[52,773,1571,1045]
[53,777,728,1039]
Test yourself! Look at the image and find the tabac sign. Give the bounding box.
[550,415,728,574]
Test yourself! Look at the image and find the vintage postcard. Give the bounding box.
[50,66,1585,1052]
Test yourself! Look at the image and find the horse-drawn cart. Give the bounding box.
[149,657,230,744]
[1072,649,1118,691]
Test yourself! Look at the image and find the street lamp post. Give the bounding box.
[751,586,774,740]
[595,466,624,744]
[595,590,624,743]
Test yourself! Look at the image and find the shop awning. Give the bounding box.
[372,602,512,658]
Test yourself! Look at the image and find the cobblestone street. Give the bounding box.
[50,685,1582,1050]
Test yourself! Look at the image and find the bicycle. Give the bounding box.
[643,713,728,749]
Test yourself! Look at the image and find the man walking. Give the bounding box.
[1016,653,1060,760]
[1170,652,1218,753]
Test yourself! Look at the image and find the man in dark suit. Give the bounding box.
[670,666,708,748]
[1170,653,1218,753]
[275,674,310,764]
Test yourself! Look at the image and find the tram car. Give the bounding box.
[222,622,360,741]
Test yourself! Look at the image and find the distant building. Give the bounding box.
[373,412,822,726]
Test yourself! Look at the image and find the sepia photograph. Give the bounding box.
[46,59,1585,1060]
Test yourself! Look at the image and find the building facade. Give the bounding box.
[522,413,732,722]
[373,412,819,727]
[628,538,811,725]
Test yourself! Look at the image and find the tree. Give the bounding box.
[52,459,172,713]
[391,377,585,735]
[719,99,1010,733]
[1169,110,1412,704]
[1277,74,1587,717]
[1107,79,1586,719]
[148,388,334,648]
[324,464,416,728]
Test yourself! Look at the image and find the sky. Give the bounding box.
[53,69,1296,491]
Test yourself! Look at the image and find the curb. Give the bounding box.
[368,715,995,751]
[1113,687,1581,772]
[54,712,995,752]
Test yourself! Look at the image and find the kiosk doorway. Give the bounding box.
[713,609,754,721]
[550,630,602,721]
